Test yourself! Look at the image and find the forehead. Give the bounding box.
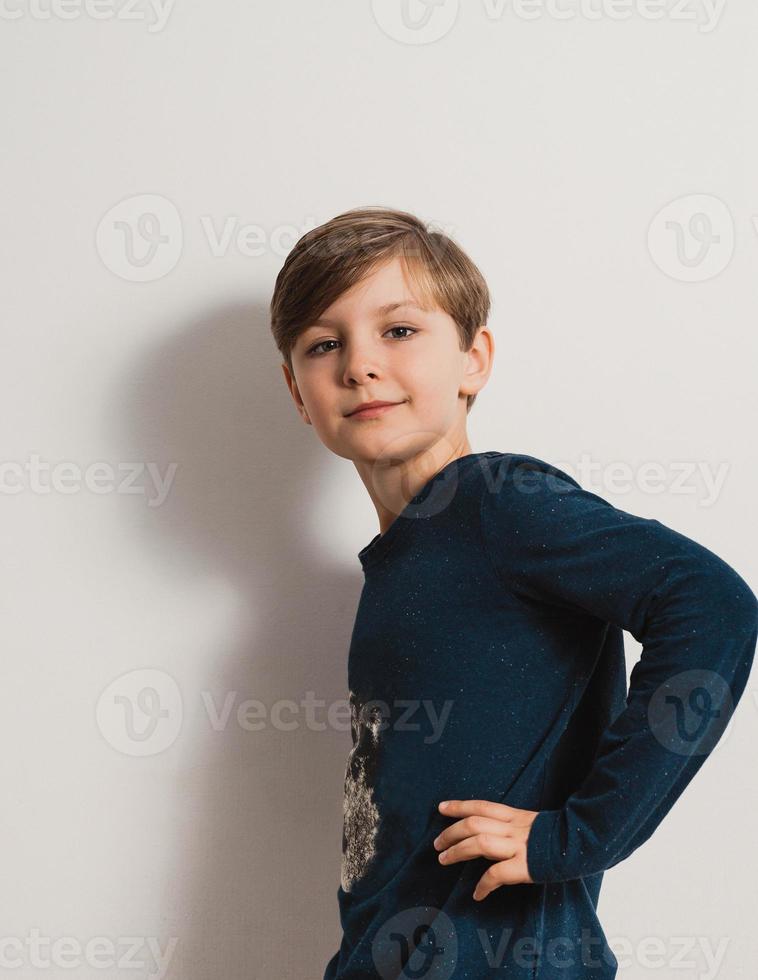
[320,255,438,320]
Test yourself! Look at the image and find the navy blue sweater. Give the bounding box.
[323,451,757,979]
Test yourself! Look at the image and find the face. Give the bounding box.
[281,255,491,466]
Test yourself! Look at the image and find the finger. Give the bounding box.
[434,814,512,851]
[438,833,517,867]
[473,859,524,900]
[439,799,517,822]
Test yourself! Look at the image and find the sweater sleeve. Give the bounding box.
[478,455,758,884]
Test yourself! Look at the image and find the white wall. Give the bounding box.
[2,1,756,977]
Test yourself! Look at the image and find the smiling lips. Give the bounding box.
[346,400,404,419]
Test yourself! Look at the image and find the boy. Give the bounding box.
[269,207,757,979]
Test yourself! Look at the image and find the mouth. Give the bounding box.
[345,401,404,420]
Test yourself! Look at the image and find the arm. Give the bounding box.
[479,455,758,884]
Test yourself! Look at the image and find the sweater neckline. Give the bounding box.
[357,451,498,570]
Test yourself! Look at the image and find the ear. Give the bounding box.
[281,362,311,425]
[460,325,494,399]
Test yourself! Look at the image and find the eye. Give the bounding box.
[385,324,417,340]
[305,325,417,357]
[305,339,340,357]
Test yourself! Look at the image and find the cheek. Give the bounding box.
[297,370,331,412]
[397,346,441,383]
[401,351,460,398]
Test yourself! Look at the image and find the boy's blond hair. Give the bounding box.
[269,206,491,412]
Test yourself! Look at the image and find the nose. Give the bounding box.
[341,338,381,386]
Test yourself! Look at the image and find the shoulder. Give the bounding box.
[476,451,616,546]
[476,451,584,498]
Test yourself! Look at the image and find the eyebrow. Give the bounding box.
[375,300,430,316]
[304,300,430,331]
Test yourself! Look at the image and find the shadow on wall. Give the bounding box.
[113,299,357,979]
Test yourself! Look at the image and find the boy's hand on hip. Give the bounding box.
[434,799,540,900]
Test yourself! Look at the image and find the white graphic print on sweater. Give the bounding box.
[340,690,383,892]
